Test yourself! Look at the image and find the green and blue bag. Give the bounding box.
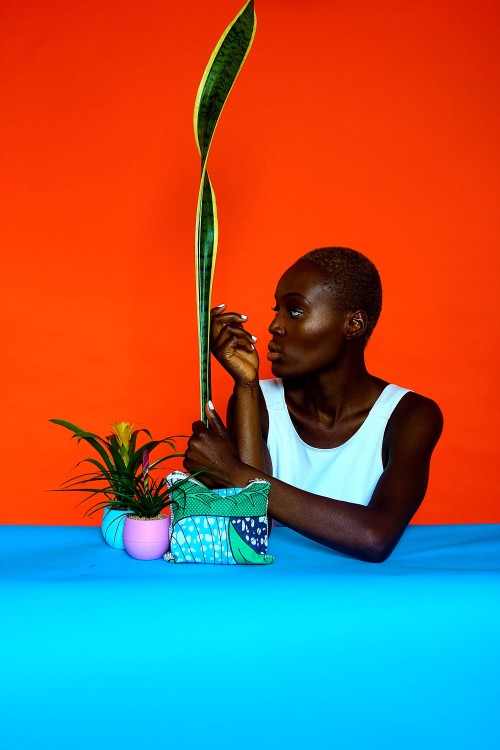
[164,471,274,565]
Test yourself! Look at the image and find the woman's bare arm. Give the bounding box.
[209,303,267,471]
[226,385,268,471]
[184,394,443,562]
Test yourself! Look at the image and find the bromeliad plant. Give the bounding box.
[194,0,256,423]
[50,419,191,519]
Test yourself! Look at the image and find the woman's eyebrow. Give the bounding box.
[281,292,309,302]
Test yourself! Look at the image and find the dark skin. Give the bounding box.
[184,259,443,562]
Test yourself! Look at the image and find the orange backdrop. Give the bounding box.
[1,0,499,525]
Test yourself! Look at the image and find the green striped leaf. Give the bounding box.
[195,169,218,418]
[194,0,256,423]
[194,0,256,170]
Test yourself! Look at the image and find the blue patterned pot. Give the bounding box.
[101,508,131,549]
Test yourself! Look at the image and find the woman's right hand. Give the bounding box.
[210,304,259,386]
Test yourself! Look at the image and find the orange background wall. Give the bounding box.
[1,0,499,526]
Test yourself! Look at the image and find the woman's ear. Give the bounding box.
[345,310,368,340]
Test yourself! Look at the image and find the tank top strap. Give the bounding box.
[370,384,411,419]
[260,380,410,420]
[259,379,286,410]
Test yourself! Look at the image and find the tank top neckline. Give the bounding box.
[277,380,394,453]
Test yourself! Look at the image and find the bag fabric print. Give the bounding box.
[164,471,275,565]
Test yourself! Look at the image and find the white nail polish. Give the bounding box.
[216,303,226,308]
[208,400,214,410]
[251,335,257,341]
[240,314,248,320]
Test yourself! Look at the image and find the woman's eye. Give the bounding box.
[271,305,302,318]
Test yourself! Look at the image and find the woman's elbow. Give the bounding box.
[324,529,395,563]
[358,527,399,563]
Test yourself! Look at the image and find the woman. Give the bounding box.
[184,247,443,562]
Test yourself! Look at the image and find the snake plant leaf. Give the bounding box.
[194,0,256,171]
[196,169,218,419]
[194,0,256,423]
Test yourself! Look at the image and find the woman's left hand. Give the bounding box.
[183,404,247,489]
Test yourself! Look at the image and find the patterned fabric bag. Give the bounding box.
[164,471,274,565]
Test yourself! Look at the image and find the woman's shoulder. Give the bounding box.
[392,388,442,420]
[385,388,444,452]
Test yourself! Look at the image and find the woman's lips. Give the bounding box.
[267,343,282,361]
[267,351,282,361]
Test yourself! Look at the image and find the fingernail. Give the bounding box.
[240,314,248,320]
[251,335,257,341]
[216,303,226,308]
[207,400,214,410]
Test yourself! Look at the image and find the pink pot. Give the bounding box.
[123,515,171,560]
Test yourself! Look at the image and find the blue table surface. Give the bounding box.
[1,524,499,750]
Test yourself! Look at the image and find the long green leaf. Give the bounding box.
[129,428,152,456]
[149,453,185,471]
[50,419,116,472]
[50,420,111,452]
[128,437,178,473]
[195,169,218,419]
[77,457,114,478]
[50,418,94,436]
[194,0,256,424]
[194,0,256,171]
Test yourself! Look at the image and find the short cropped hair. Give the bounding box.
[301,247,382,342]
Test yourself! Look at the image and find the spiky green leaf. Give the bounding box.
[194,0,256,424]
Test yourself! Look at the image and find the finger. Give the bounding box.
[212,326,257,355]
[205,401,229,438]
[212,324,248,351]
[210,310,249,339]
[210,304,247,323]
[191,420,208,437]
[214,339,256,358]
[226,325,257,343]
[210,303,226,315]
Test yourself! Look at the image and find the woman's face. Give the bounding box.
[267,259,352,378]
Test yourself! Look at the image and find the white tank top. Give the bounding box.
[260,379,410,506]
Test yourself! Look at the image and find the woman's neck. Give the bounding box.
[284,361,386,425]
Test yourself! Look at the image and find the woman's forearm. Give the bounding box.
[228,382,265,471]
[267,477,392,562]
[219,457,395,562]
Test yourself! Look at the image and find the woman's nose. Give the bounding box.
[268,315,284,336]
